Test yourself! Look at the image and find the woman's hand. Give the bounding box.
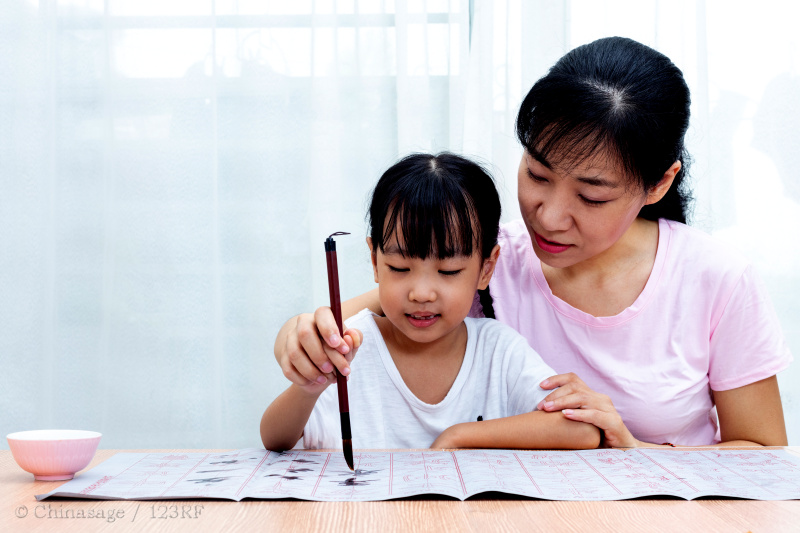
[276,307,363,387]
[538,373,640,448]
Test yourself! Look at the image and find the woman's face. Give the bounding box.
[517,148,650,269]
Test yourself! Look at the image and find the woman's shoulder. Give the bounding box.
[495,219,533,269]
[661,219,750,277]
[498,219,531,245]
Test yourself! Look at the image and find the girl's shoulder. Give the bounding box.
[464,316,532,351]
[344,308,382,330]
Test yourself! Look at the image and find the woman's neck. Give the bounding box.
[541,218,660,317]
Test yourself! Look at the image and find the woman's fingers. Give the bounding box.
[562,408,638,448]
[536,381,585,409]
[540,372,584,390]
[561,407,614,428]
[537,372,639,448]
[538,390,598,412]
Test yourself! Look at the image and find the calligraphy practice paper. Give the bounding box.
[37,448,800,502]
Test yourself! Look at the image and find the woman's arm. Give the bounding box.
[274,288,380,386]
[713,375,787,446]
[430,411,601,450]
[260,384,325,451]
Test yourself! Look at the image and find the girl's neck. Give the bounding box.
[374,317,468,405]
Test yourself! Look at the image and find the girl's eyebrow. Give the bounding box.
[382,243,405,255]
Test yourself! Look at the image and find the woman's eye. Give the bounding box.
[527,169,548,183]
[388,265,409,273]
[580,196,609,206]
[439,270,462,276]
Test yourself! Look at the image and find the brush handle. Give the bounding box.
[325,238,351,417]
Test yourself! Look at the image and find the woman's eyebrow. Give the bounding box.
[527,148,552,169]
[576,175,620,188]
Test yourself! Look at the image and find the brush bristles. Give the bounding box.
[343,439,354,471]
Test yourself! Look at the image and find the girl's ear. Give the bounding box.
[367,237,379,283]
[645,160,681,205]
[477,244,501,290]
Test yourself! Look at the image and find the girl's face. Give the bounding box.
[517,149,669,269]
[368,233,498,348]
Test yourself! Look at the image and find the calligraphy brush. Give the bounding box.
[325,232,354,471]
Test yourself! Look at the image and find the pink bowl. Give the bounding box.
[7,430,102,481]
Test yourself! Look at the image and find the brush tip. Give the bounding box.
[343,439,354,470]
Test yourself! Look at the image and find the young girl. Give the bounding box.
[260,153,601,451]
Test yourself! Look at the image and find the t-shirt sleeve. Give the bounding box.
[505,337,558,415]
[302,386,341,450]
[709,265,793,391]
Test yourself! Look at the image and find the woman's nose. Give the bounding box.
[537,193,572,232]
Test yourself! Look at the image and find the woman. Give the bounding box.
[274,37,791,447]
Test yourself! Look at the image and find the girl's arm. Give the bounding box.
[274,288,379,386]
[260,384,326,451]
[430,410,601,450]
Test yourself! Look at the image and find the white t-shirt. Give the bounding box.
[302,309,556,450]
[482,218,793,446]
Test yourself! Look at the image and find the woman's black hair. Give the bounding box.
[368,152,501,318]
[516,36,693,223]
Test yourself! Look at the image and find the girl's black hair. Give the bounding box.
[368,152,501,318]
[516,36,693,223]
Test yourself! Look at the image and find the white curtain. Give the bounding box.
[1,0,797,449]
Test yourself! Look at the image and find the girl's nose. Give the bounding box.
[408,280,437,303]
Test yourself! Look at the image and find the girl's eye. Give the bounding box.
[439,269,462,276]
[580,196,609,206]
[527,169,548,183]
[388,265,409,273]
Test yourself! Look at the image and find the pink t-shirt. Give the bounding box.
[481,218,792,445]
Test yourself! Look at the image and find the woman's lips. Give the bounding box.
[533,231,571,254]
[406,313,440,328]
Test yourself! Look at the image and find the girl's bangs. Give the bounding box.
[381,193,479,260]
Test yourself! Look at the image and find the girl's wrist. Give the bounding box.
[291,382,328,400]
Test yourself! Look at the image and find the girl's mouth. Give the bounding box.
[406,313,440,328]
[533,231,571,254]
